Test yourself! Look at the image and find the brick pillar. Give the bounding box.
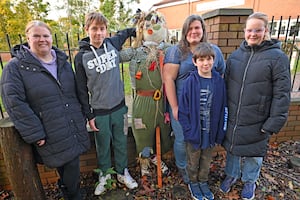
[202,8,253,60]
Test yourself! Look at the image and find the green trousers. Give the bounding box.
[94,106,128,174]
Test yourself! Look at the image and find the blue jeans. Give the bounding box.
[225,151,263,183]
[169,106,187,169]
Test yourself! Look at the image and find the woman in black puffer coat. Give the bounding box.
[220,12,291,200]
[1,21,90,200]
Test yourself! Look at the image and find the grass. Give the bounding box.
[291,59,300,74]
[119,62,132,96]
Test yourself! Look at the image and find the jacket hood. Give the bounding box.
[241,38,281,52]
[78,37,114,52]
[11,43,68,63]
[78,37,91,51]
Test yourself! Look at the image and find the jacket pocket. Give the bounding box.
[258,96,266,113]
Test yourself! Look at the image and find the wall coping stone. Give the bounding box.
[202,8,253,20]
[291,97,300,103]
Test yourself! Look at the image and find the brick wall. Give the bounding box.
[39,99,300,184]
[271,100,300,142]
[1,100,299,190]
[35,128,137,186]
[36,143,98,186]
[203,8,253,59]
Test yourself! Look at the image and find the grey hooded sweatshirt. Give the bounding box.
[74,28,136,120]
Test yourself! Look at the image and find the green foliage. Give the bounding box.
[93,167,117,176]
[104,178,117,189]
[93,167,117,190]
[291,58,300,73]
[23,0,50,19]
[0,0,139,50]
[0,1,13,35]
[99,0,139,32]
[0,0,50,50]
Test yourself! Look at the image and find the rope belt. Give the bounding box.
[136,90,156,96]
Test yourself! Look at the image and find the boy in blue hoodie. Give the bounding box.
[178,42,227,200]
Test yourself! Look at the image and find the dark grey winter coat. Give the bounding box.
[223,39,291,157]
[1,44,90,168]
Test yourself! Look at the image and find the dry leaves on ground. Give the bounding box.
[3,140,300,199]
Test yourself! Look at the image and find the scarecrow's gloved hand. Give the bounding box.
[140,147,153,158]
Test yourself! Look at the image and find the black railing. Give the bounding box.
[270,15,300,93]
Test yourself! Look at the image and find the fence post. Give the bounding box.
[0,118,46,200]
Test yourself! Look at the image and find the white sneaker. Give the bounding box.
[150,155,170,175]
[94,173,111,195]
[117,168,138,189]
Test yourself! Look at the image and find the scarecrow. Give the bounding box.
[121,10,172,177]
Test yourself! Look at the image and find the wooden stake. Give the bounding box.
[155,126,162,188]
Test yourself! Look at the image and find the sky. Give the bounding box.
[134,0,162,12]
[47,0,162,20]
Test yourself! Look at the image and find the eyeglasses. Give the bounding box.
[244,28,265,34]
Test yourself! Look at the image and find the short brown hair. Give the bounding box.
[85,11,108,29]
[192,42,215,63]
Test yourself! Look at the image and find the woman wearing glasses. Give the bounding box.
[220,12,291,200]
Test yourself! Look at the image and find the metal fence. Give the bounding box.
[269,15,300,95]
[0,15,299,118]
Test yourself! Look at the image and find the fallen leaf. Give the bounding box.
[224,189,240,200]
[288,181,294,190]
[262,173,278,185]
[266,195,275,200]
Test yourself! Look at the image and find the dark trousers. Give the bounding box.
[57,156,82,200]
[186,142,213,183]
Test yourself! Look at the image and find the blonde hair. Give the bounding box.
[246,12,271,40]
[25,20,52,36]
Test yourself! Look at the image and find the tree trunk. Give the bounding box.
[0,118,46,200]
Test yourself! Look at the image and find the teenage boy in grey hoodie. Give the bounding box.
[74,11,137,195]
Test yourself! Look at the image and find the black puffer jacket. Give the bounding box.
[1,44,90,168]
[223,39,291,157]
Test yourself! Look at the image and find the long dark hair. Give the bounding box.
[178,14,208,59]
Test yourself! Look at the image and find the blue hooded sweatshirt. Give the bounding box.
[178,69,227,149]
